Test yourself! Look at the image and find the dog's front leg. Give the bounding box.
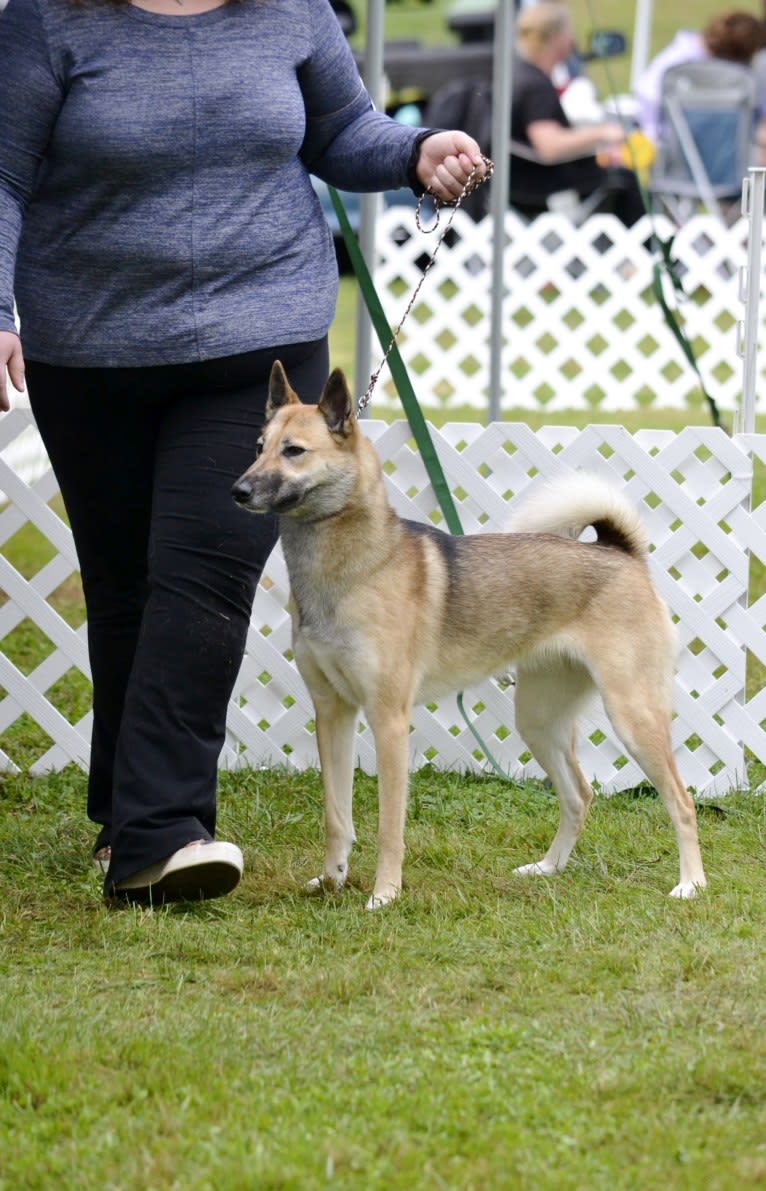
[308,691,359,893]
[366,704,411,910]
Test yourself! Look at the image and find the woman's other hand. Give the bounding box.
[0,330,25,412]
[415,131,489,202]
[597,120,627,147]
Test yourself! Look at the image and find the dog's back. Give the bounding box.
[396,474,664,702]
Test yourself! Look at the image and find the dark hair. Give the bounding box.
[703,10,766,64]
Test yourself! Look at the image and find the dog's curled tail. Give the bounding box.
[506,472,649,558]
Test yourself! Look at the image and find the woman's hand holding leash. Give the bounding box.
[355,134,493,416]
[0,330,25,412]
[414,131,489,202]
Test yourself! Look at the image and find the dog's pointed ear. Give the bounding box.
[318,368,355,436]
[266,360,301,421]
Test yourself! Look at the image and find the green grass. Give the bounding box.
[2,768,766,1190]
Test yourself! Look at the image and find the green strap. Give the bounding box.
[329,185,514,778]
[650,236,724,430]
[327,186,464,536]
[456,691,512,780]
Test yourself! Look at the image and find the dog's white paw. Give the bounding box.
[668,879,705,899]
[365,887,400,911]
[305,865,348,895]
[514,860,557,878]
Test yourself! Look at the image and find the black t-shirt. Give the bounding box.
[510,55,604,202]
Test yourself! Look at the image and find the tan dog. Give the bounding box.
[232,362,706,908]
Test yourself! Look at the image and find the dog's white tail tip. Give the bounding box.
[507,471,649,557]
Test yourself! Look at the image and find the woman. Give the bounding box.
[636,9,766,145]
[510,1,644,226]
[0,0,487,904]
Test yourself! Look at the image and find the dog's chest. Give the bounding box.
[296,622,371,707]
[283,532,391,707]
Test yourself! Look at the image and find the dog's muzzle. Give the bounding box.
[231,476,257,510]
[231,473,303,515]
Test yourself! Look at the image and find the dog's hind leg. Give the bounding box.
[599,681,706,899]
[513,661,596,878]
[308,689,359,893]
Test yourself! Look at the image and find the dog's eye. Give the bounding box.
[253,440,264,458]
[282,444,306,460]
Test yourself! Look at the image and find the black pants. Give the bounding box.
[26,339,328,890]
[513,166,646,228]
[588,166,647,228]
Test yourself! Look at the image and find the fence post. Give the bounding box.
[736,166,765,435]
[487,0,514,423]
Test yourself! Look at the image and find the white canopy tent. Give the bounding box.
[630,0,655,90]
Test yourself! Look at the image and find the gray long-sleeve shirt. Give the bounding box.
[0,0,422,366]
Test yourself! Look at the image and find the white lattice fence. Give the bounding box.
[2,408,765,795]
[374,207,762,414]
[0,409,91,774]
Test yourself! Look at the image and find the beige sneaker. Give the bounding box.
[92,845,111,876]
[112,840,243,904]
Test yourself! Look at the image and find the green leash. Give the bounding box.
[650,235,725,430]
[456,691,515,780]
[328,183,512,778]
[328,186,464,535]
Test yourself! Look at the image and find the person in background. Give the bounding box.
[510,2,645,226]
[0,0,487,906]
[635,10,766,146]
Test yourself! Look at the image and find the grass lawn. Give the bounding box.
[2,768,766,1190]
[3,400,765,1189]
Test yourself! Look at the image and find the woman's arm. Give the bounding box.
[297,0,486,200]
[525,118,625,164]
[0,0,65,337]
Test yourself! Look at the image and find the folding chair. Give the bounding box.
[648,59,757,224]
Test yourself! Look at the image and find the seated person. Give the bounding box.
[511,1,645,227]
[635,10,766,146]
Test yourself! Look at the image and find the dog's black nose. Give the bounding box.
[231,478,252,505]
